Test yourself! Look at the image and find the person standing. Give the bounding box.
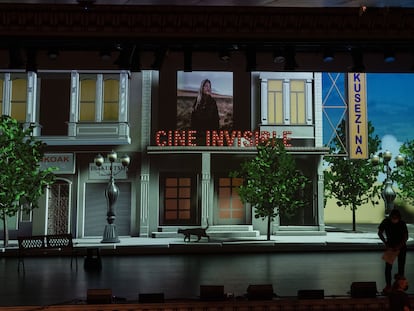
[389,275,411,311]
[378,209,409,295]
[190,79,220,142]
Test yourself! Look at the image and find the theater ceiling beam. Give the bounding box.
[0,5,413,44]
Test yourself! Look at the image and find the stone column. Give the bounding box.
[201,152,211,226]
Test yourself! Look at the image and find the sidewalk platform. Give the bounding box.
[3,231,413,256]
[1,224,413,255]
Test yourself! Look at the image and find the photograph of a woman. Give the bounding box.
[190,79,220,133]
[176,71,233,139]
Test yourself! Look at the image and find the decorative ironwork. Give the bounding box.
[47,182,70,235]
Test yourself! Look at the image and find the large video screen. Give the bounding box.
[176,71,233,132]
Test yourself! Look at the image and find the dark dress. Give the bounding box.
[191,95,220,133]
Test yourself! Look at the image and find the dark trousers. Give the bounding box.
[385,246,407,286]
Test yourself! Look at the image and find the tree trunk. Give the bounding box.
[352,207,356,232]
[267,216,271,240]
[2,209,9,247]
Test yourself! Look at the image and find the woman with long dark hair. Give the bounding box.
[191,79,220,135]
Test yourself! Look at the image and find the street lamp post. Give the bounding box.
[94,151,130,243]
[371,150,404,216]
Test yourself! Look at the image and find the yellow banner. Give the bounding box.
[348,73,368,159]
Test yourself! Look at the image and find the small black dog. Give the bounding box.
[178,221,210,242]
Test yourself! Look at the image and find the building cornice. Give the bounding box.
[147,146,330,155]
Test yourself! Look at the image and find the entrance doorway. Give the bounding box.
[47,180,70,234]
[160,174,199,226]
[215,177,246,225]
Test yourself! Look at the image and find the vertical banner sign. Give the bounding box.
[348,73,368,159]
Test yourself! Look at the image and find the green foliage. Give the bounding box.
[0,115,56,219]
[324,120,382,229]
[393,140,414,204]
[393,198,414,223]
[230,139,309,239]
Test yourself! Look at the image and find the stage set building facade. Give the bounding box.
[0,66,329,240]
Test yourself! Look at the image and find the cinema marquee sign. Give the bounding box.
[348,73,368,159]
[155,130,293,147]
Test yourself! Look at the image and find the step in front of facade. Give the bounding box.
[152,230,260,239]
[152,225,259,239]
[207,225,254,232]
[274,230,327,236]
[157,225,254,232]
[208,230,260,238]
[274,226,327,236]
